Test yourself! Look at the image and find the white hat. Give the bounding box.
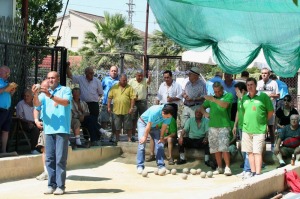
[189,67,200,75]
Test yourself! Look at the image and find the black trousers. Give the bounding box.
[179,137,210,155]
[86,102,100,118]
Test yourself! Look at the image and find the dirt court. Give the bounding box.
[0,151,283,199]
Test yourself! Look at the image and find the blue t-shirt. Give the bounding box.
[0,78,11,109]
[206,76,222,96]
[101,76,119,105]
[38,85,72,134]
[140,105,172,127]
[276,80,289,99]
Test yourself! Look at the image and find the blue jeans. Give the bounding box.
[239,129,251,172]
[45,133,69,189]
[136,119,165,169]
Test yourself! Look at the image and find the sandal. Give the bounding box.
[145,155,156,162]
[169,158,175,165]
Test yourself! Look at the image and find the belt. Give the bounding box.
[0,108,8,112]
[184,103,200,107]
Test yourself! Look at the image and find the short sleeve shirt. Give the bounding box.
[183,79,207,106]
[128,78,148,100]
[276,108,298,126]
[242,91,274,134]
[101,76,119,105]
[279,125,300,141]
[0,78,11,109]
[257,79,279,107]
[203,92,233,128]
[183,117,209,139]
[140,105,172,127]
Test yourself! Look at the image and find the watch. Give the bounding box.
[50,94,54,99]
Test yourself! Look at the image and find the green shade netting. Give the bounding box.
[148,0,300,77]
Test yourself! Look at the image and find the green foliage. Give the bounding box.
[79,12,143,69]
[246,67,261,74]
[16,0,63,46]
[149,30,185,56]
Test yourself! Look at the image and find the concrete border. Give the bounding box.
[0,146,121,183]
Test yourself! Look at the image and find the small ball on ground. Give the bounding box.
[200,172,206,178]
[183,168,189,174]
[190,169,197,175]
[158,168,166,176]
[181,173,188,180]
[154,169,159,175]
[171,169,177,175]
[142,170,148,177]
[207,171,213,178]
[166,169,171,175]
[196,168,202,174]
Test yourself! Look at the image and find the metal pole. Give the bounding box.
[21,0,28,44]
[143,3,149,77]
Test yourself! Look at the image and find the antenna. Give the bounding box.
[126,0,135,24]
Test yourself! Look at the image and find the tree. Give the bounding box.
[149,30,185,56]
[79,12,143,69]
[16,0,63,46]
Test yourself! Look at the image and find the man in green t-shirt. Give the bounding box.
[241,77,274,177]
[200,81,233,176]
[145,117,177,165]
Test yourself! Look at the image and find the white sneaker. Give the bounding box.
[224,167,232,176]
[99,128,107,134]
[236,171,246,178]
[137,167,143,174]
[213,167,224,175]
[242,172,252,180]
[36,172,48,181]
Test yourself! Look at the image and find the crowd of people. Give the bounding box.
[0,63,299,195]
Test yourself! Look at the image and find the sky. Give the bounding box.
[61,0,160,33]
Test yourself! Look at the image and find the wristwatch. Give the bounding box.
[50,94,54,99]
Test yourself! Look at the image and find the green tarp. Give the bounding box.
[148,0,300,77]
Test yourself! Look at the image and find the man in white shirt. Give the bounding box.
[66,63,103,118]
[257,68,280,150]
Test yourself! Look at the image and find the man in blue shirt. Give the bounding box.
[32,71,72,195]
[136,105,174,174]
[0,65,17,153]
[100,66,119,138]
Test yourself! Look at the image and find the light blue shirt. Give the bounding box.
[140,105,172,128]
[206,76,222,96]
[276,79,289,99]
[222,80,237,103]
[0,78,11,109]
[38,85,72,134]
[101,76,119,105]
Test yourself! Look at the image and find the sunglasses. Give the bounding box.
[284,99,291,102]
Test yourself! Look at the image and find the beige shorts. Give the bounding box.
[242,132,265,154]
[208,127,230,153]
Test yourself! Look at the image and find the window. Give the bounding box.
[71,37,79,48]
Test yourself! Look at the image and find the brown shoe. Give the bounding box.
[145,155,156,162]
[169,158,175,165]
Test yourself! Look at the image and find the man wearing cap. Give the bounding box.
[128,69,152,141]
[181,66,206,128]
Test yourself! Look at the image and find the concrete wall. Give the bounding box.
[0,146,121,183]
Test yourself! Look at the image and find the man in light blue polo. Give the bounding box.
[136,105,174,174]
[32,71,72,195]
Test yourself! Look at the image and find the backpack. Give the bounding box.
[285,169,300,193]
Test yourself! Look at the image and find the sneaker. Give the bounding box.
[145,155,156,162]
[224,167,232,176]
[176,159,187,165]
[131,136,136,142]
[137,167,143,174]
[213,167,224,175]
[242,172,252,180]
[31,150,40,155]
[53,187,65,195]
[277,163,286,168]
[99,128,107,134]
[36,172,48,181]
[44,187,55,195]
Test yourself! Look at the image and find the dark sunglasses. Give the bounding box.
[284,99,291,102]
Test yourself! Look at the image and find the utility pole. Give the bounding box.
[126,0,135,24]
